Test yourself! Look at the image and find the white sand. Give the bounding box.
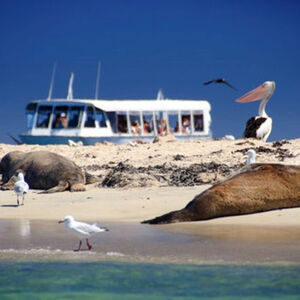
[0,138,299,263]
[0,137,299,226]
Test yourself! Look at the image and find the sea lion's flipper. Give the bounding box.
[40,181,69,193]
[142,209,192,225]
[1,175,17,190]
[1,181,15,190]
[84,172,101,184]
[70,183,86,192]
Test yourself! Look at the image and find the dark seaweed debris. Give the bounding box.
[234,144,295,161]
[99,161,242,188]
[272,140,291,148]
[173,154,185,161]
[235,146,274,154]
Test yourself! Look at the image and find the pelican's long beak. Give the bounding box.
[236,83,269,103]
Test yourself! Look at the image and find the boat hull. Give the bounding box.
[19,134,212,145]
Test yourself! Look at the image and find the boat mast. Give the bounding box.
[156,89,164,100]
[47,63,57,101]
[67,73,74,100]
[95,61,101,99]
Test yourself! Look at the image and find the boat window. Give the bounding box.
[36,106,52,128]
[129,112,141,135]
[25,103,37,129]
[68,106,84,128]
[181,112,191,134]
[95,108,107,128]
[52,106,68,129]
[193,112,204,132]
[84,106,96,128]
[26,103,37,111]
[142,113,154,134]
[117,113,128,133]
[167,111,179,134]
[107,112,117,133]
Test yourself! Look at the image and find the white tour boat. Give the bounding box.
[19,74,212,145]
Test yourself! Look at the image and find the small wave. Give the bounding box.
[1,248,73,254]
[106,251,126,257]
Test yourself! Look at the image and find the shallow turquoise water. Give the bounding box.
[0,262,299,299]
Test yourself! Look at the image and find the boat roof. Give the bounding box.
[29,98,211,112]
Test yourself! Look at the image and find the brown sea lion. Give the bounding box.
[143,163,300,224]
[0,151,99,193]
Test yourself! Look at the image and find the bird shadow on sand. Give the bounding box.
[1,204,19,208]
[73,249,92,252]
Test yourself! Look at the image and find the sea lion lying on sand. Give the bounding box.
[143,164,300,224]
[0,151,99,193]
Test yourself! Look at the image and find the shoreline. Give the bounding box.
[1,217,300,265]
[1,185,300,264]
[0,138,299,264]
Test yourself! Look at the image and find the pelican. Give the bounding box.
[236,81,275,142]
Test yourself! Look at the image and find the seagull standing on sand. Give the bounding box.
[246,149,256,165]
[58,215,109,251]
[14,172,29,206]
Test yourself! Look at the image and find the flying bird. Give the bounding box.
[203,78,237,90]
[14,171,29,206]
[236,81,275,142]
[58,215,109,251]
[246,149,256,164]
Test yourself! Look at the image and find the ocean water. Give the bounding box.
[0,262,299,299]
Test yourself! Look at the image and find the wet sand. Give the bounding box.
[0,186,300,264]
[0,218,300,264]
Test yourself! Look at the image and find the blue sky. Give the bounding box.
[0,0,299,143]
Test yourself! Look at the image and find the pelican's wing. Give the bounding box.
[244,117,269,139]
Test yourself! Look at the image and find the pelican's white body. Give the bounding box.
[255,117,272,142]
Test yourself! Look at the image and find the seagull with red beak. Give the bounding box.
[58,216,109,251]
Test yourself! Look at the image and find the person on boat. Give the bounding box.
[118,120,127,133]
[144,120,152,134]
[54,112,67,128]
[194,115,204,132]
[131,121,141,135]
[158,119,168,135]
[182,117,190,134]
[174,121,179,133]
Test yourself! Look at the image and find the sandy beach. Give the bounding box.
[0,138,299,263]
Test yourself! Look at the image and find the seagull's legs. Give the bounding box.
[86,238,92,250]
[75,240,82,252]
[16,195,19,206]
[21,194,25,206]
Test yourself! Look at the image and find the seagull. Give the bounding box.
[58,215,109,251]
[236,81,275,142]
[246,149,256,164]
[203,78,237,90]
[14,172,29,206]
